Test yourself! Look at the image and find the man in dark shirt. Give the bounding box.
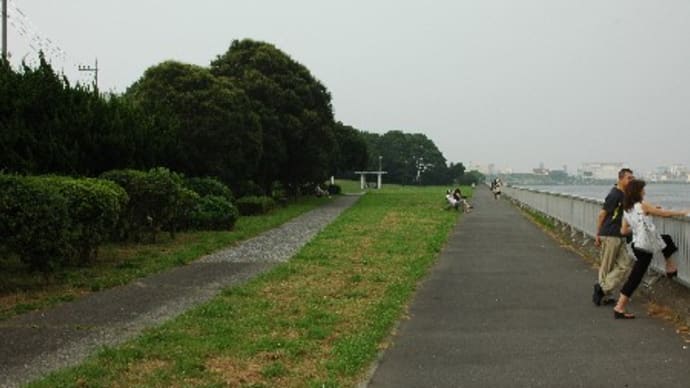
[592,168,634,305]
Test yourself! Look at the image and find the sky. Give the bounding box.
[4,0,690,174]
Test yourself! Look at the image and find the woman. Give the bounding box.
[613,179,689,319]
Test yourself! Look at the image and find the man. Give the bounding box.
[592,168,634,306]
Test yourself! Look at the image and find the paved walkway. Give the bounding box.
[0,195,360,388]
[368,188,690,388]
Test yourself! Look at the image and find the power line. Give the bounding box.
[5,0,95,86]
[78,58,98,90]
[2,0,7,61]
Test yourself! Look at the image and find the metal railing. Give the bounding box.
[502,185,690,287]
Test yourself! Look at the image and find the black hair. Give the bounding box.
[618,168,633,180]
[623,179,646,211]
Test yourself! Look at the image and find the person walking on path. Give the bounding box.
[592,168,634,306]
[613,179,689,319]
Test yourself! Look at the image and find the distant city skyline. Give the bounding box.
[469,161,690,179]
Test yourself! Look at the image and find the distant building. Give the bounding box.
[647,164,690,182]
[533,167,549,175]
[577,162,627,180]
[468,162,492,175]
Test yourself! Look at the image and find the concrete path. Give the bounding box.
[0,195,360,388]
[367,188,690,388]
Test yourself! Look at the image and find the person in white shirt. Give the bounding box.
[612,179,689,319]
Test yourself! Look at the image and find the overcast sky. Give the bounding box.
[5,0,690,173]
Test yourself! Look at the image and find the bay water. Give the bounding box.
[521,183,690,210]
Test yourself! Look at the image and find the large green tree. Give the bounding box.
[210,39,336,193]
[126,61,262,186]
[364,130,449,185]
[332,122,369,177]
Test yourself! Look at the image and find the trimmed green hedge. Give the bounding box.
[236,195,276,216]
[185,177,234,203]
[190,195,239,230]
[102,167,189,242]
[1,168,242,272]
[328,184,342,195]
[104,168,241,237]
[0,174,127,271]
[42,177,128,263]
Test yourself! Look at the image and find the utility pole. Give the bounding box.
[78,58,99,91]
[2,0,7,61]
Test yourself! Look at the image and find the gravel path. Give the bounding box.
[0,194,361,388]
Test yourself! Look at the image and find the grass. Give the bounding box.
[28,185,467,387]
[0,196,328,321]
[520,205,556,230]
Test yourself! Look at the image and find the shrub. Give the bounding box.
[169,187,201,237]
[0,175,71,272]
[185,177,234,202]
[236,180,264,197]
[102,167,187,242]
[40,176,128,264]
[0,174,127,271]
[327,184,342,195]
[236,195,276,216]
[190,195,239,230]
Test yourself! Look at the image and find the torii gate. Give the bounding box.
[354,171,388,189]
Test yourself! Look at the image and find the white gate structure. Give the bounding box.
[502,185,690,287]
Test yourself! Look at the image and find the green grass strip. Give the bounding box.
[28,186,465,387]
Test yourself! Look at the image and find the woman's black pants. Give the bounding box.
[620,234,678,298]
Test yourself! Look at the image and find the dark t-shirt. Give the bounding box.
[599,186,624,237]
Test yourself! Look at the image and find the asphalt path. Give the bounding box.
[367,188,690,388]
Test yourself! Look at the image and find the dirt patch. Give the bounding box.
[206,356,265,387]
[116,358,169,388]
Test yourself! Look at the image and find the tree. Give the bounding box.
[211,39,336,193]
[332,122,369,177]
[446,162,467,184]
[363,130,448,185]
[126,61,262,187]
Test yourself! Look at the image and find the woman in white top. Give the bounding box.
[613,179,689,319]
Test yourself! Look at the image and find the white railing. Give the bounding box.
[503,185,690,287]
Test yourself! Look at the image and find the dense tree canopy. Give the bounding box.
[210,39,336,193]
[126,61,262,186]
[332,122,369,177]
[363,130,451,185]
[0,55,156,175]
[1,41,476,191]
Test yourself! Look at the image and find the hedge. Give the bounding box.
[0,174,127,271]
[190,195,239,230]
[328,184,342,195]
[40,176,128,263]
[102,167,189,242]
[185,177,234,203]
[236,195,276,216]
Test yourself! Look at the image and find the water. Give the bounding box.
[521,183,690,210]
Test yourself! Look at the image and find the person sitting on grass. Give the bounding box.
[445,189,460,210]
[315,184,330,198]
[453,187,473,213]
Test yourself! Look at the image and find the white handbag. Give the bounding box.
[632,204,666,253]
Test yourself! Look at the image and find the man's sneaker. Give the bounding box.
[592,283,604,306]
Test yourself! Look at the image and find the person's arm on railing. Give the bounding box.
[641,202,689,218]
